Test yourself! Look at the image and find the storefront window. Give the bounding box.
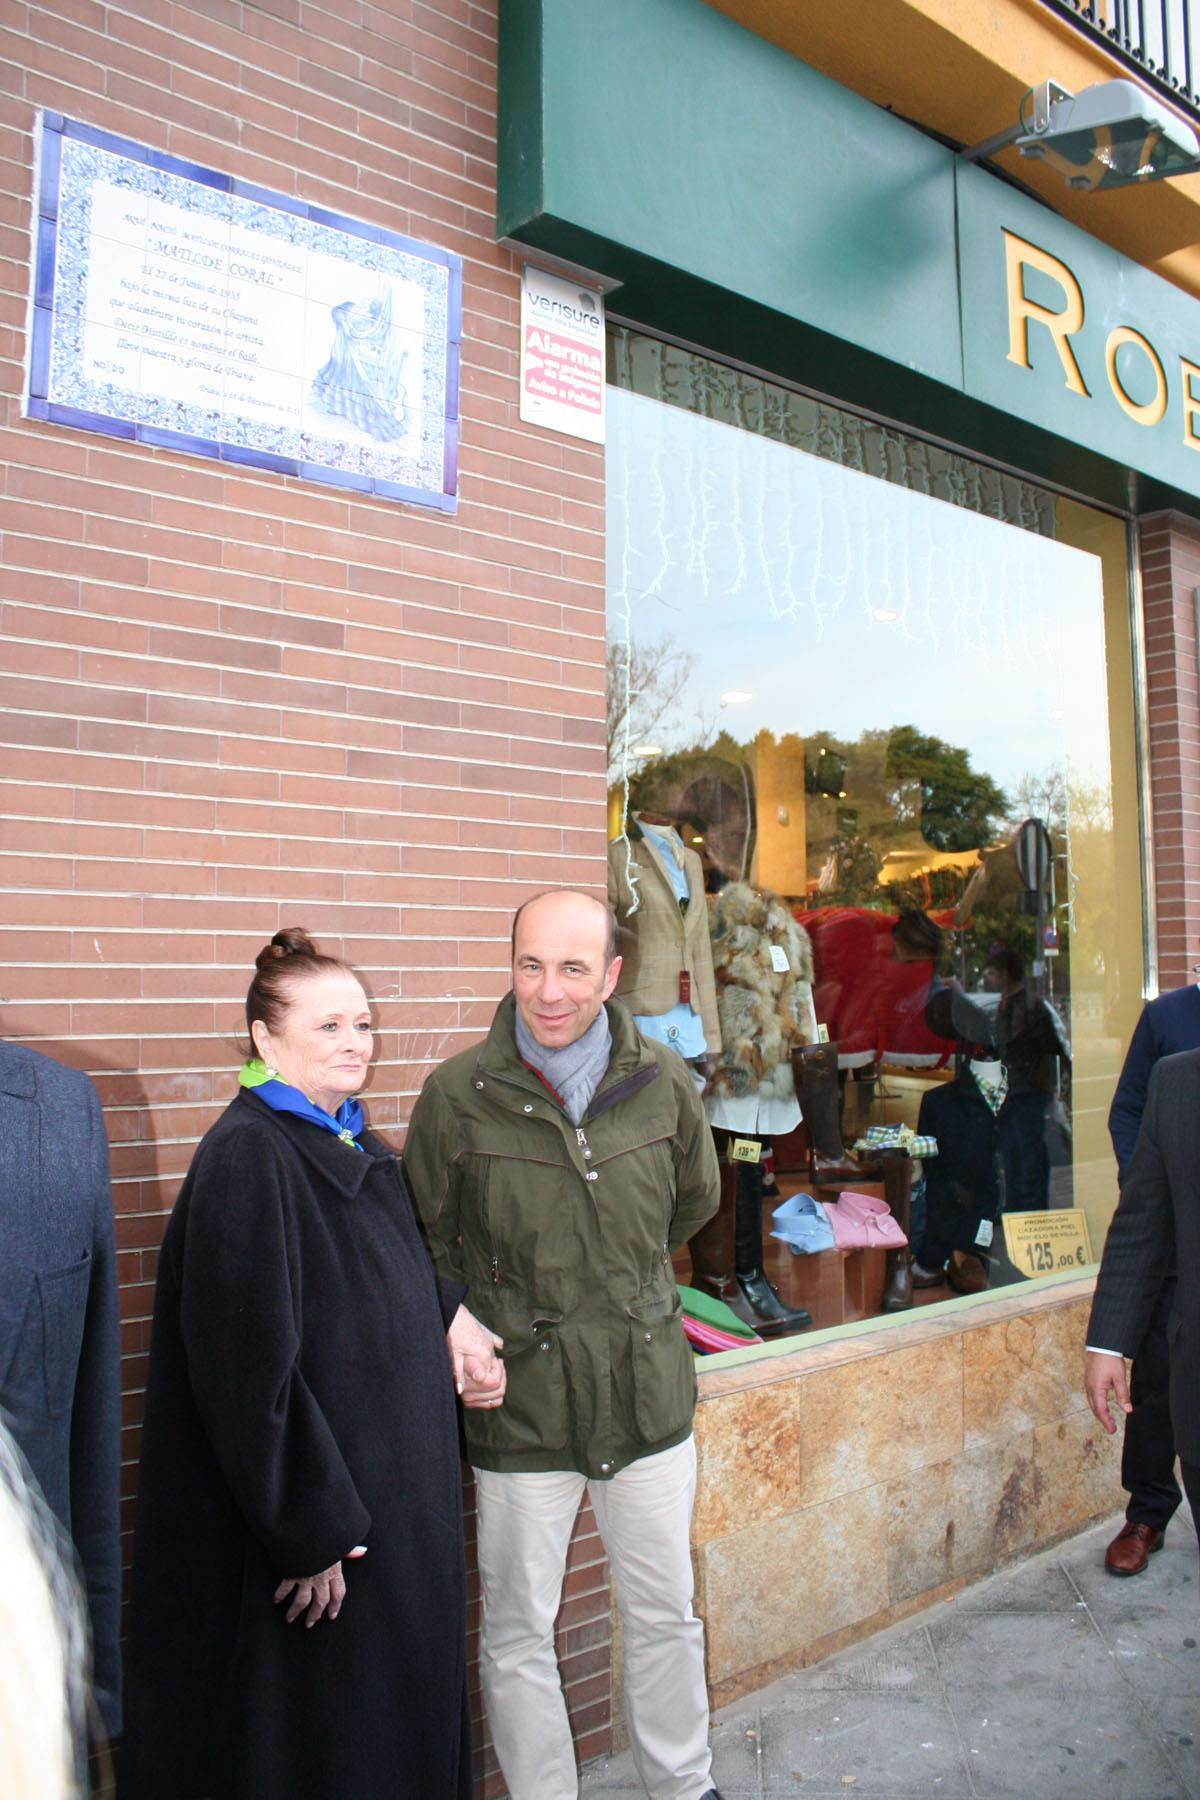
[605,326,1143,1337]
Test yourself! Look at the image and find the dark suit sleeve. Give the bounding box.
[1108,1004,1158,1180]
[1089,1061,1176,1356]
[68,1080,122,1737]
[176,1134,371,1576]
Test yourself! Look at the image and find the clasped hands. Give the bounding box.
[447,1303,506,1409]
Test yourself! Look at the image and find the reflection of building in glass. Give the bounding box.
[310,287,408,441]
[607,328,1140,1272]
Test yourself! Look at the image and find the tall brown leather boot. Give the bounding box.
[791,1041,871,1182]
[879,1152,914,1313]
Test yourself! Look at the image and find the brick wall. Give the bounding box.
[0,3,611,1790]
[1139,512,1200,988]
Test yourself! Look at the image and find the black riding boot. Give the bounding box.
[731,1149,811,1331]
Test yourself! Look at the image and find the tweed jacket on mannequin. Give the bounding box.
[607,822,722,1051]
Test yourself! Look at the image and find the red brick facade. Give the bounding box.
[0,3,610,1790]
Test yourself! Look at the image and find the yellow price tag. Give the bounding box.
[1001,1209,1093,1279]
[730,1137,762,1164]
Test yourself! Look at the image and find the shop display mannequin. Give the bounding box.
[913,1053,1049,1292]
[607,815,721,1061]
[702,882,816,1331]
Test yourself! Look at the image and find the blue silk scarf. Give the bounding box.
[238,1058,365,1149]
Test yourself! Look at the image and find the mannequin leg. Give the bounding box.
[792,1043,872,1182]
[878,1152,913,1312]
[732,1146,811,1332]
[687,1150,739,1306]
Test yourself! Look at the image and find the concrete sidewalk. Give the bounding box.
[579,1509,1199,1799]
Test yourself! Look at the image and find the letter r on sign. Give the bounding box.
[1003,230,1090,397]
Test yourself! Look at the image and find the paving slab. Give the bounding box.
[945,1685,1190,1799]
[576,1510,1200,1800]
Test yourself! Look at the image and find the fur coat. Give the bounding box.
[707,883,817,1102]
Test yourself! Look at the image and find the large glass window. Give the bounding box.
[605,327,1143,1335]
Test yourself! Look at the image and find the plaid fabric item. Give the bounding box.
[852,1123,939,1158]
[971,1066,1009,1115]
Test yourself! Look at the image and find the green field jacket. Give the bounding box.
[403,994,720,1477]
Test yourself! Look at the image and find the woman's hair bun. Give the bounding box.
[246,928,354,1042]
[255,926,318,971]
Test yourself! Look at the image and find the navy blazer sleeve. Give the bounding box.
[1089,1060,1177,1357]
[1107,1003,1158,1180]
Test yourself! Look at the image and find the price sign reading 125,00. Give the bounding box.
[1002,1208,1094,1278]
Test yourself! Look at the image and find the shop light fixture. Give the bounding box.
[871,607,898,622]
[961,78,1200,191]
[630,742,663,756]
[719,689,754,706]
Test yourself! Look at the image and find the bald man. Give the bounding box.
[404,891,723,1800]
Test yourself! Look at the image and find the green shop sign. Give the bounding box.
[959,161,1200,502]
[499,0,1200,513]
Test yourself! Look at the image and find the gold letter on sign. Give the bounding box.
[1003,230,1090,396]
[1182,358,1200,450]
[1106,327,1167,425]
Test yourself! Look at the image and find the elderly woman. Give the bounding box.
[120,929,503,1800]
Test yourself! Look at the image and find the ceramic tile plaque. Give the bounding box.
[26,114,462,511]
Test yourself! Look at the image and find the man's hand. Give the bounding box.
[274,1545,367,1626]
[1084,1350,1132,1433]
[447,1304,506,1409]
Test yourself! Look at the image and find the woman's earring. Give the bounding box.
[265,1065,277,1080]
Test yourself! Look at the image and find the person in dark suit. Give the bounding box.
[0,1040,121,1741]
[1086,1046,1200,1554]
[1100,982,1200,1574]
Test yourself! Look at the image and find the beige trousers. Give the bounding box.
[473,1438,713,1800]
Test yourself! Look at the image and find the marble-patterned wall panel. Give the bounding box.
[700,1485,891,1683]
[962,1296,1093,1447]
[692,1382,802,1541]
[1031,1409,1124,1542]
[885,1430,1039,1602]
[794,1333,963,1507]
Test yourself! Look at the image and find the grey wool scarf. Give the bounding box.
[514,1006,612,1125]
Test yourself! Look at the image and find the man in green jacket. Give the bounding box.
[404,889,723,1800]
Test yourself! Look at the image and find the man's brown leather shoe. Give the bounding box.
[1105,1520,1165,1575]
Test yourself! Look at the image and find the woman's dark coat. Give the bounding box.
[120,1089,470,1800]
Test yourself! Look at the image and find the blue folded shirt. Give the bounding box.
[771,1191,836,1255]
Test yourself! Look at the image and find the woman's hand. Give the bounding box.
[447,1304,506,1409]
[274,1545,367,1626]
